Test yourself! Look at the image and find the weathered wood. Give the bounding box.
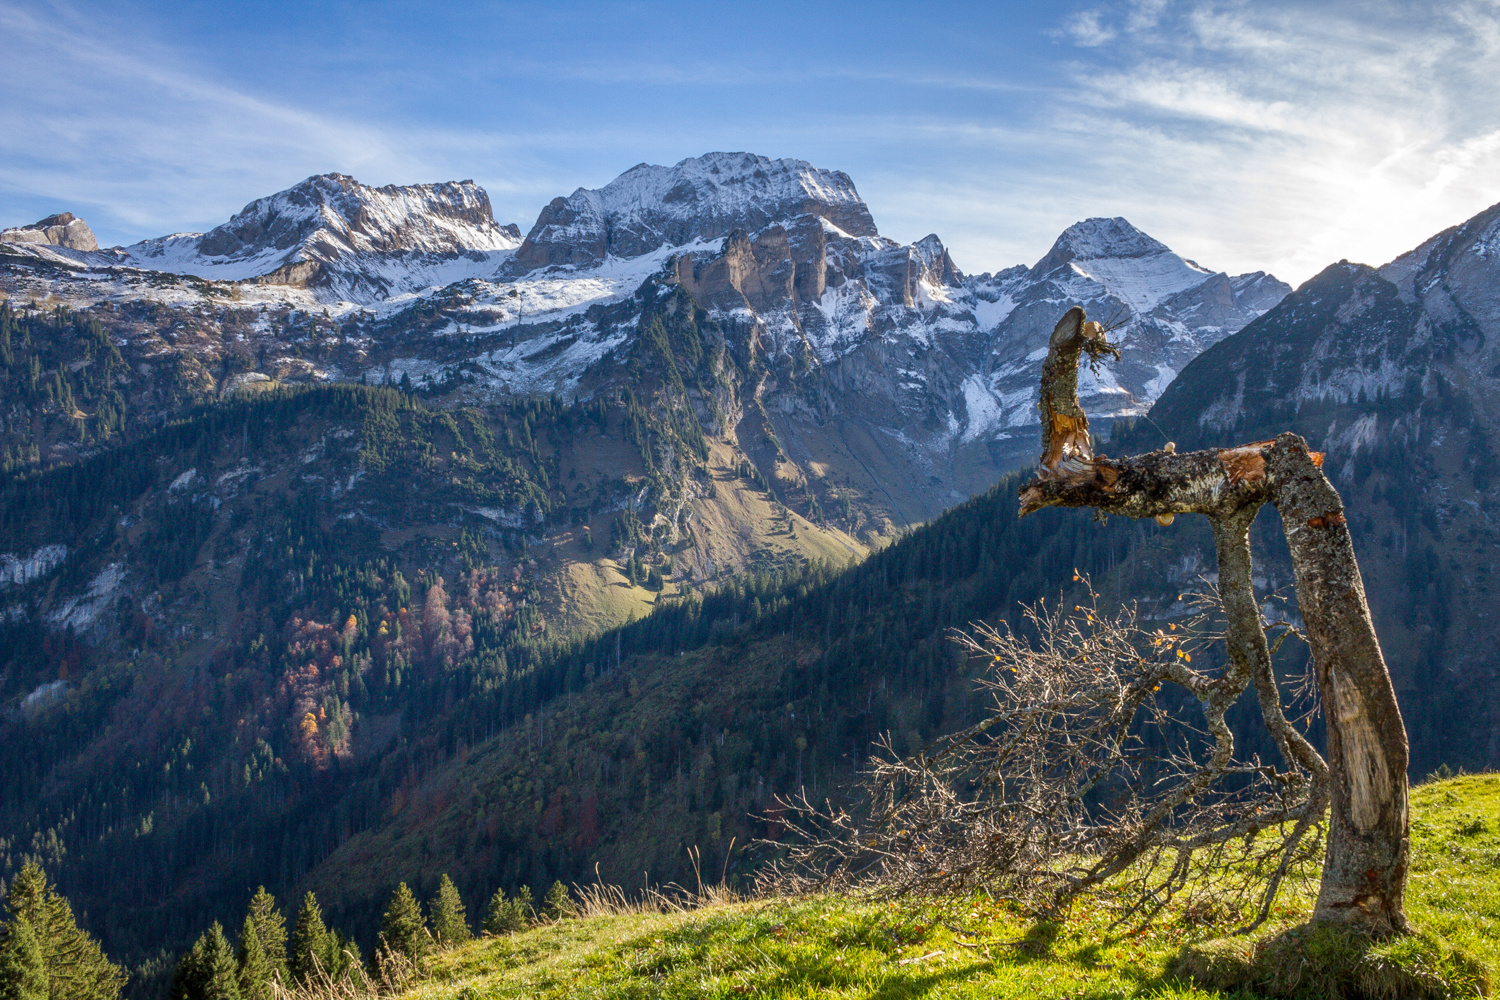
[1037,307,1119,479]
[1020,310,1411,936]
[1264,437,1410,934]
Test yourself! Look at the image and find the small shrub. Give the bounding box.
[482,886,533,935]
[540,881,576,922]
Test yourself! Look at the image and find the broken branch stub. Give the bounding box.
[1021,309,1411,936]
[1037,307,1120,479]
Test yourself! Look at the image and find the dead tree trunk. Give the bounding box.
[1020,309,1411,936]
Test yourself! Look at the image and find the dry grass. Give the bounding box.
[572,846,748,918]
[268,945,422,1000]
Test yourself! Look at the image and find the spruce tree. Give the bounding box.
[513,885,535,927]
[428,875,470,947]
[287,893,328,985]
[0,913,47,1000]
[169,932,208,1000]
[199,924,241,1000]
[171,923,239,1000]
[234,925,265,1000]
[5,862,124,1000]
[540,881,574,922]
[489,893,525,941]
[318,930,359,982]
[375,883,428,976]
[236,887,287,998]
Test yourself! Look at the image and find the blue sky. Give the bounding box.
[4,0,1500,284]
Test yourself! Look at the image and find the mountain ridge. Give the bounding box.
[0,154,1289,529]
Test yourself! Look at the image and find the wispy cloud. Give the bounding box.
[3,0,1499,287]
[0,2,582,241]
[1024,1,1500,281]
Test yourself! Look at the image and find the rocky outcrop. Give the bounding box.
[1,212,98,251]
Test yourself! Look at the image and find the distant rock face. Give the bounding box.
[510,152,878,272]
[1,212,98,251]
[192,173,511,259]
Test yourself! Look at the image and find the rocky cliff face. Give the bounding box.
[1,212,98,251]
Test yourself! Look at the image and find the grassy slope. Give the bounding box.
[539,438,868,641]
[401,774,1498,999]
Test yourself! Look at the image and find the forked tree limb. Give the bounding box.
[1020,312,1411,936]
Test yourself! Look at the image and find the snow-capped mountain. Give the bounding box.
[0,153,1288,521]
[959,218,1287,460]
[6,174,522,303]
[509,151,877,271]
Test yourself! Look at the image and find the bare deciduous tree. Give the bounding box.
[766,308,1411,939]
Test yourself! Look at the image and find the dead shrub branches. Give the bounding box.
[762,583,1325,932]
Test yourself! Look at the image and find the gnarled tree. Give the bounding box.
[767,307,1411,938]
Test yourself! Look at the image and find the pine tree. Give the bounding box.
[236,887,286,1000]
[540,881,575,922]
[481,887,529,935]
[287,893,328,985]
[428,875,470,947]
[4,862,124,1000]
[376,883,428,976]
[318,930,359,982]
[0,913,47,1000]
[171,923,239,1000]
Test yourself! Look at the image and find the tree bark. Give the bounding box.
[1264,438,1410,934]
[1020,314,1411,936]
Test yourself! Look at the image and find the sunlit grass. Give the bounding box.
[398,774,1498,999]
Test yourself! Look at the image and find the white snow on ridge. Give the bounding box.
[593,152,867,226]
[1065,253,1214,314]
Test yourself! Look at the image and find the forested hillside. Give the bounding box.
[3,215,1498,998]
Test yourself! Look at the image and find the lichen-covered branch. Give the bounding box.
[1020,310,1411,936]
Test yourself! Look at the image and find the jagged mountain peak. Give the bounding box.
[1,211,98,251]
[193,172,515,260]
[510,151,879,272]
[1033,216,1175,272]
